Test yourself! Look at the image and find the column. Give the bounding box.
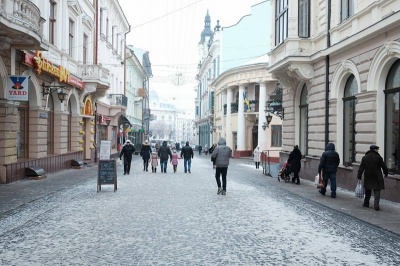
[258,82,267,151]
[226,87,232,148]
[237,85,246,150]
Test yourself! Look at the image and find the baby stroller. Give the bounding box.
[278,162,291,182]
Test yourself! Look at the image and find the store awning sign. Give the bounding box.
[7,76,29,101]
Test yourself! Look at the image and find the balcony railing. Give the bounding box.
[108,94,128,107]
[79,64,110,85]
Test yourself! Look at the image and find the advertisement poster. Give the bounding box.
[7,76,29,101]
[100,140,111,160]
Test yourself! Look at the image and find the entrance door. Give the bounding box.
[252,124,258,150]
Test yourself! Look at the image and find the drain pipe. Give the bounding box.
[325,0,331,146]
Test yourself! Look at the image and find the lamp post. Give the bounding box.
[42,82,68,103]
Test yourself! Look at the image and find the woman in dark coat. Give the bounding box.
[287,145,302,184]
[140,140,152,171]
[357,145,388,211]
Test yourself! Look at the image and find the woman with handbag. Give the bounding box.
[287,145,302,184]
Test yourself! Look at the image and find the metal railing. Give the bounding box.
[261,150,272,177]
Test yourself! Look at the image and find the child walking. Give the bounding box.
[171,150,179,173]
[151,151,158,173]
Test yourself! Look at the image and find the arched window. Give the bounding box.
[299,84,308,155]
[385,59,400,172]
[343,75,357,165]
[47,95,54,154]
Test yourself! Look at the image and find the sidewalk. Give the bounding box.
[1,159,400,236]
[239,157,400,236]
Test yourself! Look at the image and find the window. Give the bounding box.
[112,26,116,48]
[69,19,74,56]
[100,8,104,35]
[271,125,282,147]
[49,1,56,44]
[47,95,54,154]
[275,0,288,46]
[298,0,310,38]
[83,34,88,64]
[343,75,357,165]
[17,106,29,159]
[299,84,308,155]
[385,59,400,173]
[68,101,72,151]
[106,18,109,43]
[341,0,354,21]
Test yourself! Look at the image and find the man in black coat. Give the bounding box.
[119,140,135,175]
[318,142,340,198]
[140,140,152,171]
[180,141,194,173]
[287,145,302,185]
[158,141,172,173]
[357,145,388,211]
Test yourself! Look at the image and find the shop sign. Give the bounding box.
[7,76,29,101]
[22,51,84,89]
[39,112,48,119]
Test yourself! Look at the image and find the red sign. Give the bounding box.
[22,51,84,90]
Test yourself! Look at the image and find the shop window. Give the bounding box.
[385,59,400,172]
[17,106,29,159]
[271,125,282,147]
[47,95,55,154]
[299,84,308,155]
[343,75,357,165]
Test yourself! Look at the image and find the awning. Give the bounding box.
[119,115,132,127]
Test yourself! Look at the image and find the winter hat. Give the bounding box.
[370,145,379,150]
[126,140,131,143]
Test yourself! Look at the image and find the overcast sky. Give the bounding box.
[117,0,264,109]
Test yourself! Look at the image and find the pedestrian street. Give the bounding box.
[0,156,399,265]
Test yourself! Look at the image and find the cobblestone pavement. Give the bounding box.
[1,156,400,265]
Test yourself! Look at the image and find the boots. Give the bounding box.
[296,178,300,185]
[217,187,222,194]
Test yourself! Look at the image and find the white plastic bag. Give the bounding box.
[355,180,364,198]
[314,174,320,185]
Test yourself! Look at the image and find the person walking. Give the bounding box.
[150,151,158,173]
[287,145,302,184]
[357,145,388,211]
[119,140,135,175]
[253,146,261,169]
[211,138,232,195]
[171,150,179,173]
[198,145,202,155]
[204,144,209,155]
[318,142,340,198]
[158,141,172,173]
[180,141,194,173]
[209,143,217,169]
[140,140,151,171]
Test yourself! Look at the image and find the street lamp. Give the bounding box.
[42,82,68,103]
[105,117,111,126]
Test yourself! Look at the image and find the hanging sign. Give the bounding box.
[7,76,29,101]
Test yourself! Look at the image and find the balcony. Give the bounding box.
[108,94,128,108]
[0,0,46,50]
[79,64,110,90]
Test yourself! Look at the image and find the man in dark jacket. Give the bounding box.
[140,140,152,172]
[119,140,135,175]
[287,145,302,185]
[158,141,172,173]
[318,142,340,198]
[211,138,232,195]
[180,141,194,173]
[357,145,388,211]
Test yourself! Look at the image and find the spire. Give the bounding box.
[200,10,213,43]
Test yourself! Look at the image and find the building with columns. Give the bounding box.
[268,0,400,202]
[198,1,281,158]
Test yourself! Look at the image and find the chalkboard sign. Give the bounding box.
[97,159,117,192]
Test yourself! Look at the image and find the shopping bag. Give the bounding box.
[317,173,324,189]
[355,180,364,198]
[314,174,319,185]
